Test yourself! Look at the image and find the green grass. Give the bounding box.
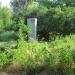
[0,35,75,75]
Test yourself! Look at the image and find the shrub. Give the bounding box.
[0,31,18,41]
[0,48,13,70]
[0,7,12,31]
[0,34,75,75]
[50,35,75,68]
[13,40,48,70]
[50,34,75,49]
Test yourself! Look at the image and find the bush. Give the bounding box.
[0,7,12,31]
[50,34,75,49]
[0,31,18,41]
[13,40,48,70]
[0,48,13,70]
[0,35,75,75]
[12,35,74,70]
[50,34,75,66]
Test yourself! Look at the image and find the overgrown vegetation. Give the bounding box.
[0,0,75,75]
[0,35,75,75]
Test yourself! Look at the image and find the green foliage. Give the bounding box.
[59,48,73,63]
[0,35,75,74]
[37,6,75,40]
[0,31,18,41]
[0,7,12,31]
[56,0,75,6]
[0,47,13,69]
[50,35,75,49]
[13,40,48,69]
[26,1,48,17]
[0,1,75,74]
[11,0,75,40]
[0,52,8,69]
[17,17,31,40]
[12,38,74,71]
[50,35,75,64]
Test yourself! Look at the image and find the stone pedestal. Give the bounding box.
[27,18,37,40]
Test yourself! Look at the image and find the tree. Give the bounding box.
[11,0,35,13]
[55,0,75,7]
[11,0,75,41]
[0,7,12,31]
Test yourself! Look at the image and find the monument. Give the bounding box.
[27,18,37,40]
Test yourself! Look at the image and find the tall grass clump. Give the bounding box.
[50,34,75,49]
[48,34,75,75]
[13,39,48,70]
[0,34,75,75]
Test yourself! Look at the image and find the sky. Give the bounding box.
[0,0,10,8]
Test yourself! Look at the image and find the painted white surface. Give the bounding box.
[27,18,37,40]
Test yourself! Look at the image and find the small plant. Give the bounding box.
[0,48,13,70]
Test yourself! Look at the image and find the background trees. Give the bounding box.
[10,0,75,40]
[0,7,12,31]
[0,0,75,41]
[0,7,18,41]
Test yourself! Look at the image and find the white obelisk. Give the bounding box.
[27,18,37,40]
